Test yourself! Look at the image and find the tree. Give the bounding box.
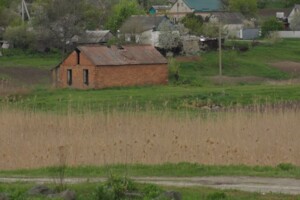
[33,0,99,52]
[261,18,284,37]
[4,24,35,49]
[290,12,300,31]
[105,0,144,33]
[0,0,22,27]
[285,0,300,7]
[158,20,181,51]
[181,13,204,35]
[229,0,257,17]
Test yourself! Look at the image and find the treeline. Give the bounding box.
[0,0,168,52]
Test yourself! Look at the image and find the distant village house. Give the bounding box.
[119,15,174,47]
[168,0,222,22]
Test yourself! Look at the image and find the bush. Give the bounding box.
[94,175,137,200]
[207,192,227,200]
[3,25,35,50]
[277,163,296,171]
[261,18,284,37]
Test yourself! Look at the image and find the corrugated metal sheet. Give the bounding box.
[77,45,168,66]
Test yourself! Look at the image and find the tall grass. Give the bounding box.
[0,79,31,97]
[0,105,299,170]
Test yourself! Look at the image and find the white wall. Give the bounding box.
[277,31,300,38]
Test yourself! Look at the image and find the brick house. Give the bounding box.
[52,45,168,89]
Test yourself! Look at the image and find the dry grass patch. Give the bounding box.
[0,107,299,170]
[271,61,300,75]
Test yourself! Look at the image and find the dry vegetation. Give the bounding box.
[0,79,31,97]
[0,105,300,170]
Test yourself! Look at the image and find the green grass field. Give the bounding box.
[1,163,300,178]
[0,49,61,69]
[0,182,298,200]
[5,84,299,112]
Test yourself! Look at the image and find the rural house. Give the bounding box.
[168,0,222,22]
[52,45,168,89]
[119,15,174,46]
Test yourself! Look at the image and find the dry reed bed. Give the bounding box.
[0,107,299,170]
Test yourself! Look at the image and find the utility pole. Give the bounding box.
[218,22,222,77]
[21,0,31,23]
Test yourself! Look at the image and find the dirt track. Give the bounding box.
[1,176,300,195]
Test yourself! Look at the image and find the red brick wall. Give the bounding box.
[95,64,168,89]
[54,50,168,89]
[55,51,96,89]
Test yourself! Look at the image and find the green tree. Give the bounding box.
[181,13,204,35]
[285,0,300,7]
[4,24,35,49]
[0,0,22,27]
[261,18,284,37]
[229,0,257,17]
[105,0,145,33]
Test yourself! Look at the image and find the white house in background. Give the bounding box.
[168,0,222,22]
[209,12,247,38]
[119,15,175,47]
[288,4,300,24]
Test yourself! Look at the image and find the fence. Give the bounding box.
[277,31,300,38]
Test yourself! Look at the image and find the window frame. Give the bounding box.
[67,69,72,86]
[83,69,89,85]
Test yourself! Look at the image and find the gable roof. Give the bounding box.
[72,30,113,44]
[211,12,245,24]
[183,0,222,12]
[120,15,170,33]
[258,8,293,19]
[77,45,167,66]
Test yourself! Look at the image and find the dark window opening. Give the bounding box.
[67,69,72,86]
[83,69,89,85]
[76,49,80,65]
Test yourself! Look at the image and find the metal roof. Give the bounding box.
[183,0,222,12]
[120,15,170,33]
[210,12,245,24]
[72,30,113,44]
[77,45,168,66]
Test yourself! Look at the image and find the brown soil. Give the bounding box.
[270,61,300,75]
[0,67,51,86]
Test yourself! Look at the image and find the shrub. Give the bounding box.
[261,18,284,37]
[3,25,35,50]
[277,163,296,171]
[207,192,227,200]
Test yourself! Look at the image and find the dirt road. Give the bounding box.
[1,176,300,195]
